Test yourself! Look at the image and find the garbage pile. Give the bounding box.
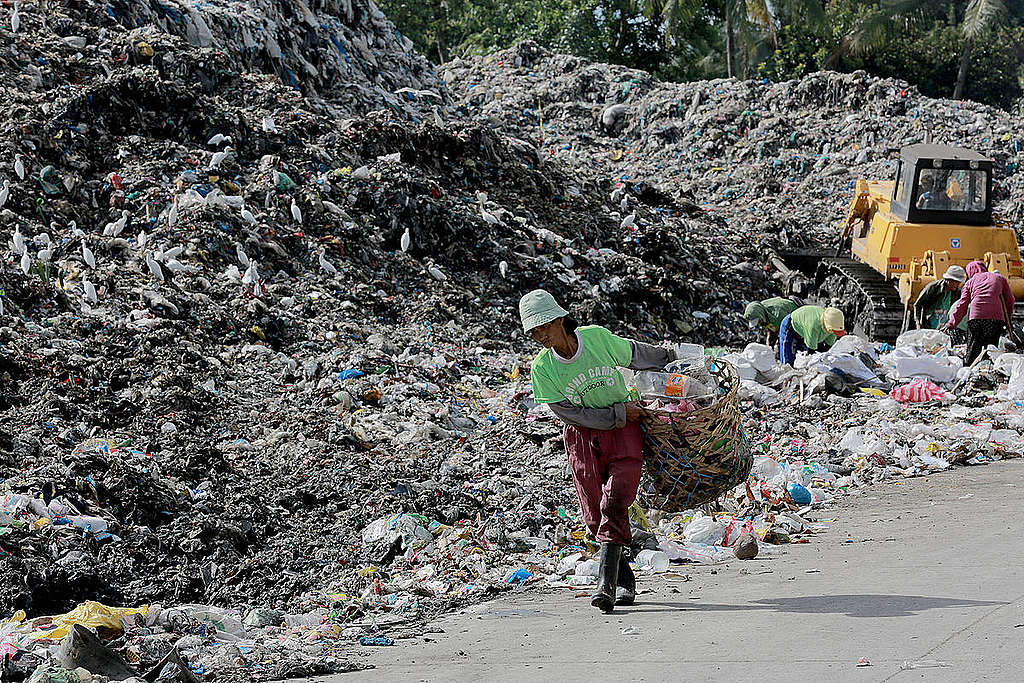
[443,41,1024,246]
[733,329,1024,491]
[5,5,1024,681]
[0,0,780,680]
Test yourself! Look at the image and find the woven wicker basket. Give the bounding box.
[637,359,752,511]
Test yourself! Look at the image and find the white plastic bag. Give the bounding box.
[892,355,962,384]
[739,380,780,406]
[683,515,726,545]
[741,343,778,372]
[1001,358,1024,400]
[658,539,734,564]
[830,334,877,360]
[810,351,882,385]
[896,328,950,351]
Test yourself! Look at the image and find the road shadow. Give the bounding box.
[623,594,1007,618]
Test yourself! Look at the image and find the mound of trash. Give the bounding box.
[0,1,781,680]
[6,6,1024,682]
[443,41,1024,247]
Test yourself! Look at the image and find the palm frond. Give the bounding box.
[744,0,776,45]
[963,0,1007,39]
[840,0,940,56]
[662,0,702,25]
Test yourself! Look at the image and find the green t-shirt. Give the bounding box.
[790,305,836,351]
[760,297,799,329]
[530,325,632,408]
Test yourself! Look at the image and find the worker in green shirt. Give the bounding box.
[778,305,846,365]
[744,297,801,346]
[914,265,967,343]
[521,289,675,613]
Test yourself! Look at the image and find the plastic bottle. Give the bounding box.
[633,549,670,572]
[634,371,708,399]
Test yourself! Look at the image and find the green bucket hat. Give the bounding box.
[519,289,569,333]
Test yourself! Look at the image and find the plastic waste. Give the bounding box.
[505,568,533,584]
[658,539,735,564]
[1000,358,1024,400]
[752,456,783,481]
[358,636,395,646]
[672,342,705,361]
[787,483,812,505]
[683,515,726,545]
[633,550,670,573]
[891,356,961,383]
[634,371,710,399]
[30,602,149,641]
[890,379,947,402]
[896,329,950,351]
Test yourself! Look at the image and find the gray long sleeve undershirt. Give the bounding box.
[548,340,675,430]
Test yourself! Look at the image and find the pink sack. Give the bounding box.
[890,378,947,403]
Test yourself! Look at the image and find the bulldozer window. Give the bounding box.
[894,161,906,203]
[915,168,986,212]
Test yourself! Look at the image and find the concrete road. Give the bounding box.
[338,461,1024,682]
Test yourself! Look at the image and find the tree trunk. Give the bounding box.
[954,36,974,100]
[612,0,630,55]
[725,10,734,77]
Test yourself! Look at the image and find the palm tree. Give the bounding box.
[634,0,828,77]
[836,0,1010,100]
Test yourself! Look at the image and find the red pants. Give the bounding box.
[563,421,644,546]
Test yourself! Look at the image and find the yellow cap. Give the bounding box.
[822,307,845,333]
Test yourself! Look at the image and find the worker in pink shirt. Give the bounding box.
[945,261,1015,364]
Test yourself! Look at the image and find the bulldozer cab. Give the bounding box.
[889,144,992,226]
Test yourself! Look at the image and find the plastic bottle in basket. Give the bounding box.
[634,371,709,399]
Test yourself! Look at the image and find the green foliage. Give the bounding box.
[851,23,1024,109]
[379,0,1024,110]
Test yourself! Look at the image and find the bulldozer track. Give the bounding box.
[814,258,906,343]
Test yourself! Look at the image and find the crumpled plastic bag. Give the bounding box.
[739,379,779,406]
[29,601,148,640]
[994,353,1024,376]
[896,329,950,352]
[157,604,247,641]
[809,350,882,386]
[683,514,725,545]
[890,378,947,403]
[997,357,1024,401]
[361,513,434,546]
[892,355,961,384]
[830,334,877,360]
[1,611,26,656]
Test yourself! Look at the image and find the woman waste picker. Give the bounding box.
[520,289,676,613]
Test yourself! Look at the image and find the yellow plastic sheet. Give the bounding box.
[30,601,148,640]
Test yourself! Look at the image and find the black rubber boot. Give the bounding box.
[591,543,622,613]
[616,551,636,606]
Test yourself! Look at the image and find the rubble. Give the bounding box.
[3,6,1024,682]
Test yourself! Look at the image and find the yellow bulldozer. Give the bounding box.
[810,143,1024,341]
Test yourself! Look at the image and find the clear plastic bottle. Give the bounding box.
[634,371,708,399]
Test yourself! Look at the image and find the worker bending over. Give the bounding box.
[945,261,1015,364]
[744,297,800,346]
[778,305,846,366]
[521,289,675,613]
[914,266,967,341]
